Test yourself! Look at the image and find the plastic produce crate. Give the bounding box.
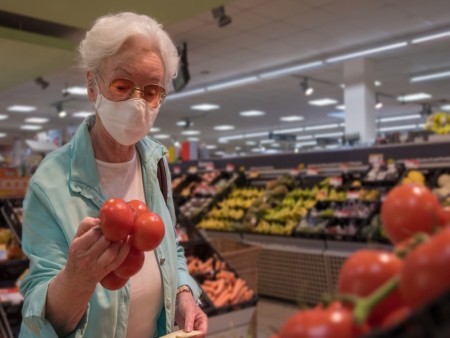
[363,290,450,338]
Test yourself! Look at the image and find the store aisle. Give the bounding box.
[255,297,299,338]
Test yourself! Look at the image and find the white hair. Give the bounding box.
[78,12,179,87]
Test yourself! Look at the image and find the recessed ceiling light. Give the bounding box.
[8,105,36,112]
[187,137,199,141]
[24,117,49,124]
[150,127,160,132]
[397,93,432,102]
[181,130,200,136]
[65,86,87,96]
[206,145,217,150]
[214,125,235,131]
[335,105,345,110]
[190,103,220,111]
[72,111,94,118]
[239,110,265,117]
[328,112,345,119]
[176,120,194,127]
[0,132,6,137]
[20,125,42,130]
[374,81,382,87]
[153,134,170,139]
[0,114,8,120]
[441,105,450,111]
[245,141,256,146]
[309,98,338,106]
[280,115,304,122]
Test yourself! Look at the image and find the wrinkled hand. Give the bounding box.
[175,292,208,338]
[64,217,130,289]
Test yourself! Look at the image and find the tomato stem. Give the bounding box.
[395,232,428,258]
[352,275,400,325]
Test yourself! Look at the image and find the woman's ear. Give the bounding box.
[86,71,96,103]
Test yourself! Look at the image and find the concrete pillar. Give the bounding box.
[343,58,376,144]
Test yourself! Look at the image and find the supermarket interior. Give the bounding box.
[2,0,450,337]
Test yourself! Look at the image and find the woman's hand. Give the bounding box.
[175,292,208,338]
[64,217,130,289]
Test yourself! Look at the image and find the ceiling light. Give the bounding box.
[274,127,304,134]
[251,147,263,153]
[7,105,36,112]
[305,123,340,131]
[218,134,244,143]
[397,93,432,102]
[378,114,422,123]
[378,125,417,132]
[206,144,217,150]
[328,112,345,119]
[58,110,67,118]
[296,141,317,147]
[0,114,8,120]
[24,117,49,124]
[326,42,408,63]
[245,141,256,146]
[188,137,199,141]
[418,123,425,128]
[375,94,383,110]
[271,143,280,148]
[65,86,87,96]
[207,76,259,91]
[240,110,265,117]
[176,119,194,128]
[73,111,94,118]
[411,31,450,44]
[20,125,42,131]
[166,88,206,100]
[440,105,450,111]
[309,98,338,106]
[260,139,274,144]
[214,125,235,131]
[374,81,382,87]
[215,151,225,156]
[259,61,324,79]
[300,78,314,96]
[211,5,232,28]
[181,130,200,136]
[410,70,450,83]
[0,132,6,138]
[340,84,346,89]
[336,105,345,110]
[280,115,304,122]
[296,135,313,140]
[339,123,346,127]
[190,103,220,111]
[153,134,170,139]
[245,132,269,138]
[150,127,160,132]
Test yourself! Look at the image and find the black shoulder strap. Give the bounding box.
[157,158,168,204]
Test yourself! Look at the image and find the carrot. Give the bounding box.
[228,279,245,303]
[213,278,226,297]
[213,291,231,307]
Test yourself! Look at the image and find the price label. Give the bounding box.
[289,169,300,177]
[225,163,235,172]
[339,163,350,173]
[404,159,419,169]
[187,166,198,174]
[173,166,181,175]
[369,153,384,166]
[347,191,361,199]
[306,167,319,176]
[329,176,343,187]
[205,162,215,172]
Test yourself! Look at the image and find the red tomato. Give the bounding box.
[381,306,411,329]
[114,246,145,279]
[100,272,128,290]
[338,250,404,326]
[131,211,165,251]
[127,199,149,217]
[438,206,450,227]
[400,227,450,309]
[278,306,368,338]
[99,198,135,241]
[381,184,442,243]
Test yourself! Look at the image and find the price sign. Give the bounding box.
[347,190,361,200]
[205,162,215,172]
[225,163,235,172]
[306,167,319,176]
[173,166,181,175]
[339,163,351,173]
[329,176,343,187]
[404,159,420,169]
[289,169,300,177]
[187,166,198,175]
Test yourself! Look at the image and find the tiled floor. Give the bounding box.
[254,297,300,338]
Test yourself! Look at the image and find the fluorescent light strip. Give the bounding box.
[240,110,265,117]
[166,88,206,100]
[150,127,160,132]
[259,61,324,79]
[24,117,49,124]
[274,127,304,134]
[0,132,6,137]
[181,130,200,136]
[0,114,8,120]
[20,125,42,130]
[153,134,170,139]
[315,132,344,138]
[207,76,258,91]
[378,125,417,132]
[188,137,199,142]
[326,42,408,63]
[190,103,220,111]
[411,31,450,44]
[260,139,274,144]
[397,93,432,102]
[296,135,313,140]
[296,141,317,147]
[411,71,450,83]
[214,125,235,131]
[8,105,36,112]
[280,115,304,122]
[378,114,422,123]
[73,111,94,118]
[441,105,450,111]
[305,124,340,131]
[65,86,87,95]
[245,132,269,138]
[309,98,338,106]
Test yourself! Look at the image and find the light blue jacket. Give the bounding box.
[19,116,201,338]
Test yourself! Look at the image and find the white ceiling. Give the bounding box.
[1,0,450,157]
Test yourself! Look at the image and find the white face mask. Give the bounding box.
[94,93,159,146]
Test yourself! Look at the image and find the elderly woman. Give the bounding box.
[19,12,207,338]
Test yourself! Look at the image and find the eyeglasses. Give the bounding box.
[96,73,167,108]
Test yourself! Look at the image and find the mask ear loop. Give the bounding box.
[92,73,104,111]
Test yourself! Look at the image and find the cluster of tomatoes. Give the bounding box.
[273,183,450,338]
[98,198,165,290]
